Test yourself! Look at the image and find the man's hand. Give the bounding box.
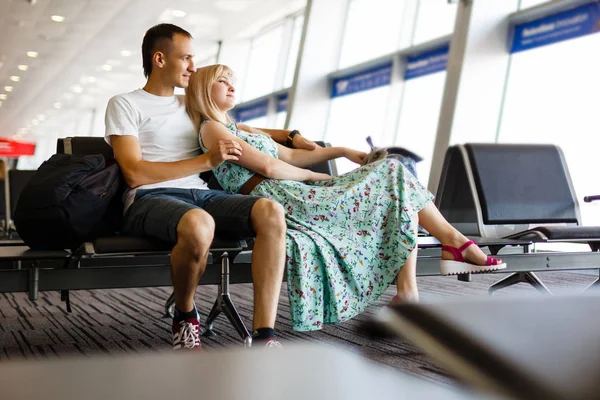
[207,139,242,168]
[293,134,321,151]
[344,148,367,165]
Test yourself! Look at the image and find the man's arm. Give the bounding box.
[110,135,241,188]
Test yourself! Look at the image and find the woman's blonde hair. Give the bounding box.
[185,64,234,130]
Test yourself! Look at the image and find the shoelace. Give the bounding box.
[178,322,200,349]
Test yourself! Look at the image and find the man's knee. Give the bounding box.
[176,209,215,257]
[251,199,286,237]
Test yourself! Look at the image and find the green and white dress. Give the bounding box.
[199,121,433,331]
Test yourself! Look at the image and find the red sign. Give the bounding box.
[0,138,36,157]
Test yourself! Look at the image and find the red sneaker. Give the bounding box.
[172,318,202,350]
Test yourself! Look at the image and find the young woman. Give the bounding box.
[185,64,506,331]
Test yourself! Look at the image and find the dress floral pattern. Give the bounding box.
[199,121,433,331]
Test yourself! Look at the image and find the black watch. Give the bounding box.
[286,130,301,148]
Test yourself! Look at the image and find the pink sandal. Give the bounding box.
[440,240,507,275]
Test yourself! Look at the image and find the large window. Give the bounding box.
[497,33,600,225]
[337,0,458,67]
[242,24,285,101]
[283,15,305,88]
[275,93,289,129]
[519,0,551,10]
[195,55,218,69]
[338,0,408,69]
[329,0,457,179]
[394,72,447,186]
[325,86,390,174]
[411,1,458,45]
[218,40,252,94]
[234,99,269,129]
[241,116,269,129]
[194,42,220,69]
[239,13,305,102]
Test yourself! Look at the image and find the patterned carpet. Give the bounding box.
[0,269,598,386]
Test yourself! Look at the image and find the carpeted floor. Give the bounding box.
[0,270,597,386]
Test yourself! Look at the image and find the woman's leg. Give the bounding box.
[394,247,419,303]
[418,202,502,264]
[393,217,420,303]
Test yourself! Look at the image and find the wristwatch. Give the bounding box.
[286,130,301,148]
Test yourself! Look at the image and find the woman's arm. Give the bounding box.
[277,144,366,168]
[235,123,320,150]
[202,122,331,182]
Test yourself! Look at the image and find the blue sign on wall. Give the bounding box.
[235,100,269,122]
[331,61,393,98]
[404,44,450,80]
[511,2,600,53]
[277,93,288,113]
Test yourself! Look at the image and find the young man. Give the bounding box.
[105,24,313,350]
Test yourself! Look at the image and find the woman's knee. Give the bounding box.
[251,198,286,236]
[176,209,215,254]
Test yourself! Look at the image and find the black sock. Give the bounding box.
[252,327,275,342]
[174,306,199,323]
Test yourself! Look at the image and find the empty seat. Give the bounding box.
[435,143,600,293]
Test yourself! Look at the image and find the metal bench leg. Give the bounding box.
[489,272,552,295]
[221,294,252,347]
[202,252,251,346]
[164,292,175,318]
[60,290,72,313]
[28,262,39,301]
[202,296,222,338]
[584,270,600,292]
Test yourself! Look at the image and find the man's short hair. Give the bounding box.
[141,23,193,78]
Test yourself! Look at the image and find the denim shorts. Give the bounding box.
[122,188,261,244]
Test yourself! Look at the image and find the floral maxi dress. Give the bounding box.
[199,122,433,331]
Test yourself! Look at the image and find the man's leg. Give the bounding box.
[123,190,214,350]
[201,194,287,346]
[170,209,215,316]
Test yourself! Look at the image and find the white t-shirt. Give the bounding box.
[105,88,208,210]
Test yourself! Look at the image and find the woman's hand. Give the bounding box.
[306,171,332,182]
[207,139,242,168]
[344,148,367,165]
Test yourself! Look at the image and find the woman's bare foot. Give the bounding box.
[389,291,419,306]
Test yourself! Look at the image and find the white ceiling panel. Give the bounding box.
[0,0,305,140]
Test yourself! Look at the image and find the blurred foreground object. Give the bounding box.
[365,294,600,400]
[0,343,480,400]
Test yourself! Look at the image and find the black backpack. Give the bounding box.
[14,153,123,250]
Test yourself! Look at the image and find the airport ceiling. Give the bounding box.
[0,0,304,140]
